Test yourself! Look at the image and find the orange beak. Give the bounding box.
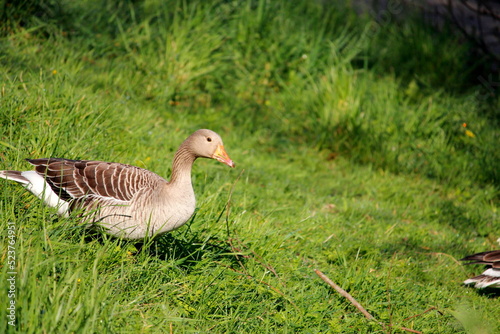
[212,144,235,168]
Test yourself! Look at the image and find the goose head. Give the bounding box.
[187,129,235,168]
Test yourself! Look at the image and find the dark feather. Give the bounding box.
[461,250,500,266]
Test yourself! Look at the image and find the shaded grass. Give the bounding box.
[0,0,499,333]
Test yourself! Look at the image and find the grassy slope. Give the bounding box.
[0,0,499,333]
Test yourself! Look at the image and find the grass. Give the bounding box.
[1,0,499,332]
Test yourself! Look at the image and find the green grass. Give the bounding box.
[1,0,499,332]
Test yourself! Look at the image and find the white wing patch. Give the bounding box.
[20,171,70,216]
[483,268,500,278]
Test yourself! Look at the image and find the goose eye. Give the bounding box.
[207,137,212,142]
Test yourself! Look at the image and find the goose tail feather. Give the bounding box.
[0,170,30,184]
[462,250,500,289]
[0,169,70,216]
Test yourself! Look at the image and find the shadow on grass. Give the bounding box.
[82,228,246,271]
[146,233,243,269]
[468,287,500,299]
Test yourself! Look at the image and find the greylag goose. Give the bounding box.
[461,250,500,289]
[0,129,234,240]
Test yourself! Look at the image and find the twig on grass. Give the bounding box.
[314,269,375,320]
[225,168,245,236]
[314,269,424,334]
[396,327,423,334]
[421,252,462,266]
[403,306,442,321]
[228,237,281,280]
[227,237,251,276]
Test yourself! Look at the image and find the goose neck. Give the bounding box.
[169,144,196,185]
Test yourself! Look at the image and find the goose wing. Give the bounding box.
[27,158,166,205]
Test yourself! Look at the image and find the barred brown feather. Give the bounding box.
[28,158,165,203]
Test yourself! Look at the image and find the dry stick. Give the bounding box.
[223,169,283,280]
[225,168,245,236]
[314,269,375,321]
[403,306,442,322]
[228,237,251,276]
[314,269,423,334]
[398,327,423,334]
[221,169,246,272]
[421,252,462,266]
[229,237,281,280]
